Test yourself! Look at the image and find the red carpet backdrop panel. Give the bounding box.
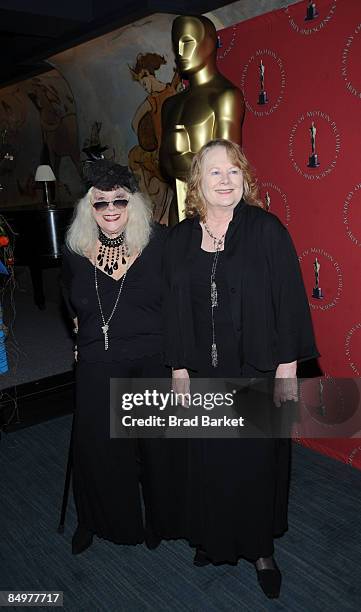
[216,0,361,468]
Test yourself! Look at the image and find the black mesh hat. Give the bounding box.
[83,159,139,192]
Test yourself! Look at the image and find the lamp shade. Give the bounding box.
[35,165,56,182]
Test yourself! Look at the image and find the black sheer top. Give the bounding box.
[61,223,168,363]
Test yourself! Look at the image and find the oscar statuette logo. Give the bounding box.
[289,111,341,180]
[240,49,286,118]
[299,376,359,431]
[285,0,337,36]
[258,60,268,105]
[260,182,290,226]
[307,121,320,168]
[345,323,361,376]
[341,23,361,100]
[298,248,342,311]
[312,257,323,299]
[217,25,237,61]
[305,1,319,21]
[343,183,361,248]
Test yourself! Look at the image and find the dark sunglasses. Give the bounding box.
[92,198,129,212]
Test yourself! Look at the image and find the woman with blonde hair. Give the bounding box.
[162,139,318,598]
[62,160,168,554]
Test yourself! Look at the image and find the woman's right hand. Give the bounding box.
[172,368,190,408]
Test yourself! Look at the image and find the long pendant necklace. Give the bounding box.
[203,222,226,368]
[94,262,128,350]
[97,227,129,276]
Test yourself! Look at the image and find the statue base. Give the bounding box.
[305,5,319,21]
[308,153,320,168]
[312,287,323,299]
[258,90,268,105]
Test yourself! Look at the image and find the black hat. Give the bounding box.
[83,159,139,192]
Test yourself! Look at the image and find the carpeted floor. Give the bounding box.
[1,416,361,611]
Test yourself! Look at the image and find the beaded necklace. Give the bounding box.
[97,227,129,276]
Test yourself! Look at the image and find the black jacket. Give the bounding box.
[163,200,319,372]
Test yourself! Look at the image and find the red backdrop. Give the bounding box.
[216,0,361,467]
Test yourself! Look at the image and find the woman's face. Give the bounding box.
[91,187,129,237]
[200,146,244,212]
[139,71,153,94]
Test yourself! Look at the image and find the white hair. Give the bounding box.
[66,187,152,257]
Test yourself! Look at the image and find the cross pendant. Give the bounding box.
[101,324,109,351]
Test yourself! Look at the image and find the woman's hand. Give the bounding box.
[172,368,190,408]
[274,361,298,407]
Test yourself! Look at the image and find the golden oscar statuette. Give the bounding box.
[160,15,245,223]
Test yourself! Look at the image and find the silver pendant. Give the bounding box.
[211,343,218,368]
[211,281,218,307]
[101,324,109,351]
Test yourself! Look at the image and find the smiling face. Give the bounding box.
[91,187,129,237]
[200,146,244,212]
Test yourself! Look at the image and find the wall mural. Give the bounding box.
[0,14,205,221]
[128,52,181,223]
[0,70,81,207]
[49,14,180,224]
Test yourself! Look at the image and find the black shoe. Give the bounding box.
[72,525,93,555]
[145,528,161,550]
[255,559,281,599]
[193,549,211,567]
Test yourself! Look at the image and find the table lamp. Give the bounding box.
[35,164,56,207]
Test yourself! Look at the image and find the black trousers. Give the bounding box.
[73,354,169,544]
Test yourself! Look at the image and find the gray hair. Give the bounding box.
[66,187,152,257]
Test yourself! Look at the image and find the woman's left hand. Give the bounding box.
[274,361,298,407]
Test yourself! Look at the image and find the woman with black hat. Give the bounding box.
[61,160,168,554]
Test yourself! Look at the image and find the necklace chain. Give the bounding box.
[94,262,128,351]
[202,222,225,369]
[203,222,226,251]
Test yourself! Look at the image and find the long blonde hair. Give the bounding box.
[66,187,152,257]
[185,139,262,221]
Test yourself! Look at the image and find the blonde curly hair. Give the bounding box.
[185,139,262,221]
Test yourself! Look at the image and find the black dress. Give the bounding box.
[171,248,290,563]
[161,201,320,564]
[61,224,169,544]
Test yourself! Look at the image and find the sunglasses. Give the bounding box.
[92,198,129,212]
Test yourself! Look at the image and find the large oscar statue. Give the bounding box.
[160,15,245,223]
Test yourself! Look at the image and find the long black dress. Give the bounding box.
[161,202,319,564]
[183,249,290,563]
[61,224,169,544]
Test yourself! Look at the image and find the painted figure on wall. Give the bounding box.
[0,89,26,199]
[128,53,181,223]
[82,121,112,161]
[27,76,81,181]
[0,71,82,205]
